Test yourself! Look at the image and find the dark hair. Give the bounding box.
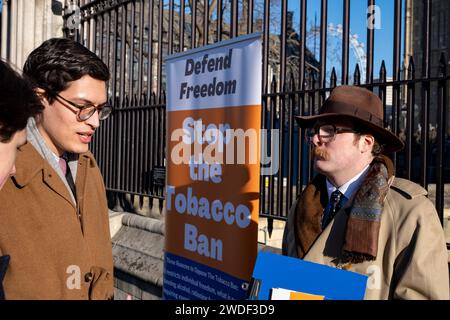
[353,129,385,156]
[0,60,44,142]
[23,38,110,103]
[371,140,384,156]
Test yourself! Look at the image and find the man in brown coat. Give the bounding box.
[283,85,449,299]
[0,38,114,299]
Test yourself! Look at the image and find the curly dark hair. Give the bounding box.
[23,38,110,102]
[0,60,44,142]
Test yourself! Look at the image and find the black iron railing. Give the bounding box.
[63,0,449,238]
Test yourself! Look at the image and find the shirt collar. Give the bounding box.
[326,164,370,201]
[52,151,61,163]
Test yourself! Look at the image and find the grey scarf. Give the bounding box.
[26,117,78,205]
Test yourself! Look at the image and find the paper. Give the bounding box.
[270,288,325,300]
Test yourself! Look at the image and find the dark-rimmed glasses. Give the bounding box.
[305,124,359,144]
[52,93,112,121]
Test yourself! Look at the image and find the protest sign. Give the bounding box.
[164,33,262,300]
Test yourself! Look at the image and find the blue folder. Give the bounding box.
[250,252,368,300]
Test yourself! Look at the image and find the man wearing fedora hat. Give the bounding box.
[282,85,449,299]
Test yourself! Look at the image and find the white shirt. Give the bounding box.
[326,165,370,202]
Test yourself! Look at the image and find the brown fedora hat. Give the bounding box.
[295,85,404,153]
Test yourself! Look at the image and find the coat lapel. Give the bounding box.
[294,174,328,258]
[303,207,349,266]
[75,154,90,233]
[42,167,76,208]
[13,143,76,209]
[74,151,99,235]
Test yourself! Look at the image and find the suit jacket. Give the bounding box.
[0,143,113,299]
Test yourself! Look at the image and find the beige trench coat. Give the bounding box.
[283,177,450,300]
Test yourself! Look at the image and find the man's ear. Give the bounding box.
[34,88,50,107]
[361,134,375,153]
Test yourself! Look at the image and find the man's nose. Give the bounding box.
[86,110,100,129]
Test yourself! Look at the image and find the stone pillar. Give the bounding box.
[1,0,10,59]
[0,0,64,68]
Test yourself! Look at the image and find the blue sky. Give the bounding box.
[1,0,404,82]
[223,0,405,83]
[284,0,405,83]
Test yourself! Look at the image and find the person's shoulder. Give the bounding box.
[386,177,437,221]
[79,151,100,169]
[386,178,444,247]
[389,177,428,200]
[78,151,104,186]
[10,143,45,188]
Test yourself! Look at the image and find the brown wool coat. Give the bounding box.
[0,143,113,299]
[283,177,450,300]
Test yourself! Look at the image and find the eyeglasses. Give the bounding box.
[305,124,359,144]
[52,93,112,121]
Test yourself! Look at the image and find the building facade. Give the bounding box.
[0,0,63,68]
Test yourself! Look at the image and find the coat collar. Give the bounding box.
[13,142,97,187]
[12,142,45,187]
[390,177,427,199]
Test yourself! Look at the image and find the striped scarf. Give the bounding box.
[342,156,393,263]
[293,155,394,263]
